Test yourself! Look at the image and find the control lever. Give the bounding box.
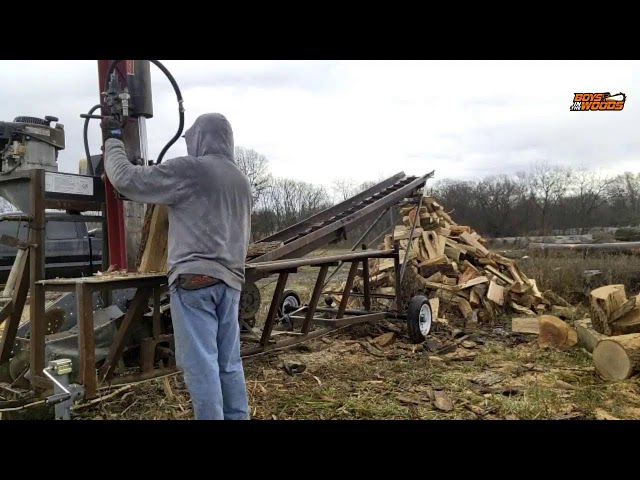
[42,359,85,420]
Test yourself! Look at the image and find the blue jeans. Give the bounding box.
[169,281,250,420]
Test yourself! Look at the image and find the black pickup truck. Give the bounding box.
[0,213,102,284]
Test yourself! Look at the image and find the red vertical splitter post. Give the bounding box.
[97,60,130,271]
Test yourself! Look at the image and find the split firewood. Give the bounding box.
[138,204,169,272]
[611,297,637,322]
[456,298,476,330]
[394,225,423,241]
[419,255,448,267]
[472,283,487,298]
[444,246,461,263]
[543,290,572,308]
[462,260,480,275]
[459,232,489,257]
[478,257,499,268]
[456,297,472,316]
[441,275,457,286]
[429,297,440,320]
[424,272,443,283]
[373,332,395,348]
[469,289,481,308]
[487,279,505,306]
[458,266,479,285]
[612,307,640,335]
[511,302,536,316]
[457,276,488,290]
[509,282,531,294]
[485,265,514,285]
[589,285,640,335]
[246,241,285,259]
[512,317,540,334]
[449,225,471,235]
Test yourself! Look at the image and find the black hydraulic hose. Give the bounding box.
[83,104,104,176]
[104,60,185,165]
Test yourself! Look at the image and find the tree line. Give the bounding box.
[425,162,640,237]
[2,147,635,243]
[235,146,395,244]
[236,147,640,242]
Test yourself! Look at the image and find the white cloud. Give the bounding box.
[0,60,637,189]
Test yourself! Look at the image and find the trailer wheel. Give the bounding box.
[278,290,301,318]
[407,295,432,344]
[239,282,261,320]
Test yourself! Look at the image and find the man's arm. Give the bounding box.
[104,138,190,206]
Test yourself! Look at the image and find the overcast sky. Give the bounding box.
[0,60,637,189]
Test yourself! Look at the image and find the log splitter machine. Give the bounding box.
[0,60,186,419]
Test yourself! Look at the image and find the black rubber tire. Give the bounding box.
[278,290,301,317]
[407,295,432,344]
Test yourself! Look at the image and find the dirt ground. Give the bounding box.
[70,318,640,420]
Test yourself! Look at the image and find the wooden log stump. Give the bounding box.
[593,333,640,380]
[538,315,577,350]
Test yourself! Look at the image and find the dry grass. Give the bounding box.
[68,322,640,420]
[516,251,640,303]
[10,248,640,421]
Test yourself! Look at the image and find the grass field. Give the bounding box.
[71,320,640,420]
[4,246,640,420]
[66,247,640,420]
[495,249,640,304]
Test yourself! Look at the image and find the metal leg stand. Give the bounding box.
[43,359,85,420]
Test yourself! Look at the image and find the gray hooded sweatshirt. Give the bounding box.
[104,113,252,291]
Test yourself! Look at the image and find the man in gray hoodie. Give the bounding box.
[102,113,252,420]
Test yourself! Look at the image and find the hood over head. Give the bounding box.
[183,113,234,160]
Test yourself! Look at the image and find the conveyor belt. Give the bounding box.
[248,170,434,267]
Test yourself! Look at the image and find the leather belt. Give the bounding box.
[177,274,221,290]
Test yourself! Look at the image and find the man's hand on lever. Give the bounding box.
[101,117,123,143]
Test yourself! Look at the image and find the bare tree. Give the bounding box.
[248,158,640,243]
[234,146,270,206]
[332,177,385,204]
[524,161,572,235]
[607,172,640,226]
[430,178,478,228]
[251,176,332,238]
[475,175,525,237]
[568,168,614,231]
[332,179,358,202]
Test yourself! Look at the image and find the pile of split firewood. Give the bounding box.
[340,196,571,330]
